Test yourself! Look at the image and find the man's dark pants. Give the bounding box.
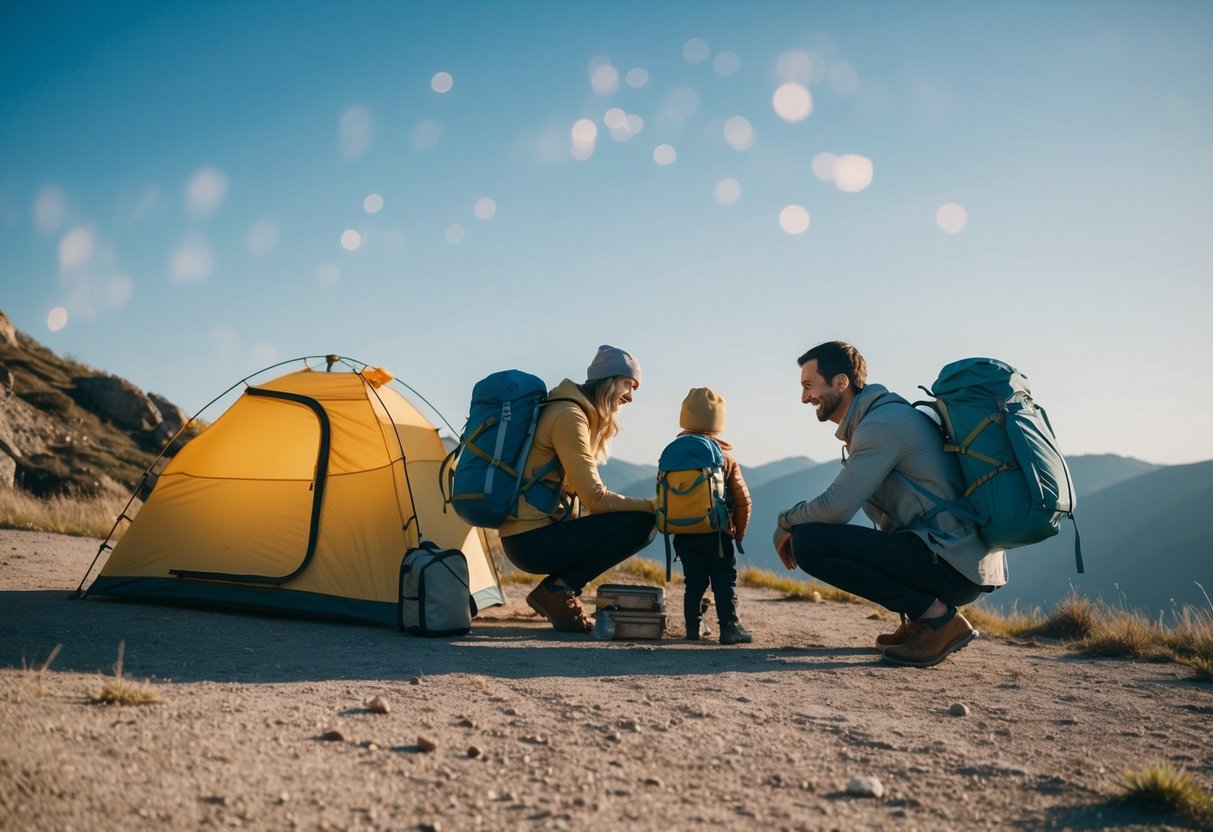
[790,523,984,619]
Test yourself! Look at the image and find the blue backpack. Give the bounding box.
[440,370,567,528]
[912,357,1082,572]
[655,434,741,580]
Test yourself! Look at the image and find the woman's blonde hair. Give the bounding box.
[582,377,624,463]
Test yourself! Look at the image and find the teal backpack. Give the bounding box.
[912,358,1082,572]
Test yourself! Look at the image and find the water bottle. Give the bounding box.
[593,605,618,640]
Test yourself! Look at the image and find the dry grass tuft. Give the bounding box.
[10,643,63,701]
[90,641,161,706]
[0,486,133,540]
[961,603,1041,639]
[1121,763,1213,823]
[497,570,534,587]
[1034,595,1099,641]
[500,557,684,589]
[736,567,856,603]
[1175,655,1213,682]
[600,557,675,587]
[1080,610,1171,660]
[969,587,1213,680]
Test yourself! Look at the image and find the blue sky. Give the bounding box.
[3,1,1211,469]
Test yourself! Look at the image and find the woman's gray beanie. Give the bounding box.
[586,344,642,387]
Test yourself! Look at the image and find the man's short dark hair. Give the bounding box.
[797,341,867,390]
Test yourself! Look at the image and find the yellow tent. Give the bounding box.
[86,361,503,627]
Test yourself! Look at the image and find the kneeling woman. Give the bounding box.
[499,345,657,632]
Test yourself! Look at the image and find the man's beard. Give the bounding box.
[815,393,839,422]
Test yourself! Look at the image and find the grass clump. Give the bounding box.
[968,585,1213,681]
[1080,610,1170,660]
[9,643,63,701]
[961,603,1042,639]
[90,641,161,706]
[1175,655,1213,681]
[1034,595,1098,640]
[1121,763,1213,823]
[737,566,859,603]
[499,557,683,589]
[0,486,134,539]
[604,557,676,586]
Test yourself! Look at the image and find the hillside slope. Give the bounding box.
[0,310,190,497]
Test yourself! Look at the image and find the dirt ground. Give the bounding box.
[2,528,1211,831]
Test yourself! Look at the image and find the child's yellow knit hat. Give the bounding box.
[680,387,725,433]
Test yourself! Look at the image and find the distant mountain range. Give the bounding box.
[604,450,1209,617]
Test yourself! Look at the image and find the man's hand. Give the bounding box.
[773,527,796,570]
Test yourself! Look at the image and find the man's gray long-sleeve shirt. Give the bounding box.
[778,383,1008,588]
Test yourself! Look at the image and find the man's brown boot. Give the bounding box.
[875,615,919,648]
[882,611,977,667]
[526,582,593,633]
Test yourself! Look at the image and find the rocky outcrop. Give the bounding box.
[73,376,164,432]
[149,393,190,446]
[0,311,18,348]
[0,393,54,490]
[0,308,191,496]
[0,447,14,488]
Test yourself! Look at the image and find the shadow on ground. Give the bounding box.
[1,590,886,684]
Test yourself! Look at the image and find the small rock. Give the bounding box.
[643,777,663,788]
[366,696,391,714]
[318,729,345,742]
[419,823,442,832]
[467,745,482,759]
[417,735,438,753]
[846,776,884,798]
[605,731,622,743]
[949,703,970,717]
[503,707,518,716]
[455,716,477,728]
[409,676,422,686]
[520,734,548,745]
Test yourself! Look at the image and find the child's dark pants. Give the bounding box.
[675,532,738,627]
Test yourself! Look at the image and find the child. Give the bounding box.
[673,387,753,645]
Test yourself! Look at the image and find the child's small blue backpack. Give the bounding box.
[655,434,735,580]
[441,370,565,528]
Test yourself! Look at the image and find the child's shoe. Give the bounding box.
[719,622,753,645]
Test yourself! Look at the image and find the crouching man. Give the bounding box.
[773,341,1007,667]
